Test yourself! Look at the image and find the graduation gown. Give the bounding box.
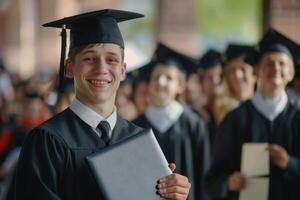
[133,108,211,200]
[206,100,300,200]
[8,108,144,200]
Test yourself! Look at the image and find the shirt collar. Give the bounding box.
[145,100,184,133]
[69,98,117,135]
[251,90,288,121]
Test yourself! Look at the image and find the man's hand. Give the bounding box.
[156,163,191,200]
[267,144,289,169]
[228,171,246,192]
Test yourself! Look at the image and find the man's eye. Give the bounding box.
[107,58,119,64]
[84,57,95,63]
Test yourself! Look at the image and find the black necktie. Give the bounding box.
[97,121,111,146]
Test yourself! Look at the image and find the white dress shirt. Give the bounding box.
[145,100,184,133]
[69,98,117,138]
[251,90,288,121]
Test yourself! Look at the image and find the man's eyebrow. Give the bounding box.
[106,52,120,57]
[80,50,97,55]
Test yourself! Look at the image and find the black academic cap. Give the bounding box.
[150,43,198,78]
[43,9,144,49]
[245,28,300,66]
[223,44,255,65]
[43,9,144,94]
[126,61,155,86]
[198,49,222,70]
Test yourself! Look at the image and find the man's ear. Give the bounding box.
[120,62,127,81]
[64,59,74,78]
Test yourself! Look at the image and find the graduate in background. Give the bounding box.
[206,28,300,200]
[51,78,75,115]
[8,10,191,200]
[115,74,138,121]
[134,43,211,200]
[214,44,256,125]
[197,49,223,150]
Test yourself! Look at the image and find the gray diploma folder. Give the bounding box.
[85,129,172,200]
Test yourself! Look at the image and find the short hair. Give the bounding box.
[67,43,124,62]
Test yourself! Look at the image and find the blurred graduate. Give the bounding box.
[133,43,211,200]
[206,28,300,200]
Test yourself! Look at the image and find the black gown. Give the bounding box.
[7,108,144,200]
[133,108,211,200]
[206,100,300,200]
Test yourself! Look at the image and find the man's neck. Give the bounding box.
[259,86,284,98]
[77,96,115,118]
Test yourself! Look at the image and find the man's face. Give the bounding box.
[224,58,255,100]
[186,73,202,104]
[200,64,222,98]
[66,43,126,106]
[148,64,184,107]
[256,52,294,91]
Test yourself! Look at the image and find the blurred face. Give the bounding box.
[24,99,44,121]
[148,64,184,107]
[186,73,202,104]
[134,81,149,114]
[256,52,294,92]
[200,64,222,98]
[224,58,255,100]
[65,43,126,107]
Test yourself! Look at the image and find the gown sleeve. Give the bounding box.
[9,125,69,200]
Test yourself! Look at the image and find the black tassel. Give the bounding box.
[58,27,67,94]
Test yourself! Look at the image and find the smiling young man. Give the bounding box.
[206,29,300,200]
[8,10,191,200]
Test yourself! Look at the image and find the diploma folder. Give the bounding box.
[85,129,172,200]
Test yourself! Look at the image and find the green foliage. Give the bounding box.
[195,0,263,41]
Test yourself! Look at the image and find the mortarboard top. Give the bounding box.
[42,9,144,94]
[245,28,300,66]
[150,43,198,78]
[222,44,255,65]
[43,9,144,49]
[198,49,222,70]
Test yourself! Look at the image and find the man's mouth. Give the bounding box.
[87,79,112,87]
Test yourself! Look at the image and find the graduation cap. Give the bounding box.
[125,61,155,89]
[150,43,198,78]
[42,9,144,94]
[245,28,300,66]
[198,49,222,70]
[223,44,255,65]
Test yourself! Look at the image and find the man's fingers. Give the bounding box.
[158,173,190,188]
[160,192,187,200]
[157,185,189,196]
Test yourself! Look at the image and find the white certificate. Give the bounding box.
[239,177,269,200]
[241,143,269,177]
